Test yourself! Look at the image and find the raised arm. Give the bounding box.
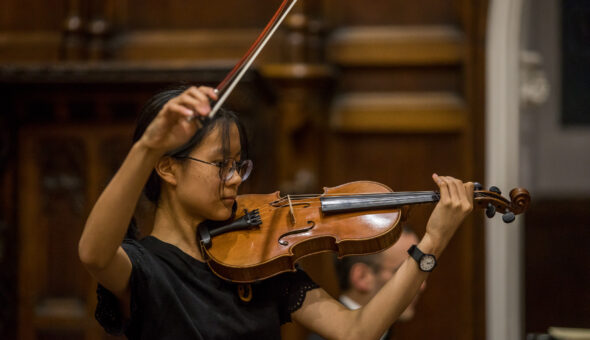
[293,174,474,340]
[78,86,217,298]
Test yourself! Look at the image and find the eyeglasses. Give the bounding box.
[178,156,253,182]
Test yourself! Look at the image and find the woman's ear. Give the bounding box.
[155,156,178,186]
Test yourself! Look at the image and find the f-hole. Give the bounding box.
[278,221,316,246]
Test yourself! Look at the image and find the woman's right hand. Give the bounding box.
[138,86,218,154]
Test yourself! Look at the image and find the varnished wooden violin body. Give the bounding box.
[198,181,530,283]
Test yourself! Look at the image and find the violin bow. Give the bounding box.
[209,0,298,118]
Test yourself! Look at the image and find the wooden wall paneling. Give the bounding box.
[322,0,461,27]
[462,1,487,339]
[0,1,289,63]
[122,0,279,29]
[0,1,316,64]
[111,29,284,63]
[260,66,333,194]
[110,1,291,63]
[337,66,463,93]
[0,108,17,339]
[469,0,489,189]
[0,33,63,62]
[18,130,42,340]
[323,133,465,189]
[0,0,67,30]
[472,5,488,337]
[328,26,464,66]
[61,0,87,60]
[18,126,132,340]
[86,0,118,60]
[330,92,467,133]
[0,0,67,62]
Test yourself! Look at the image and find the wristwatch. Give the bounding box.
[407,245,437,272]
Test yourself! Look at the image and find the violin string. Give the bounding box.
[267,192,438,208]
[280,190,500,203]
[287,191,436,197]
[249,196,423,217]
[240,191,506,220]
[281,191,437,200]
[242,201,322,217]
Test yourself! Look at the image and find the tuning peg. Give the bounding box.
[474,182,483,191]
[489,186,501,195]
[502,212,515,223]
[486,203,496,218]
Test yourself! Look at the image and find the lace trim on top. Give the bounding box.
[287,281,319,314]
[279,270,319,323]
[95,284,125,335]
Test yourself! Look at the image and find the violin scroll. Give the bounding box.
[473,184,530,223]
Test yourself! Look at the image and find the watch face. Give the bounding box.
[420,255,436,271]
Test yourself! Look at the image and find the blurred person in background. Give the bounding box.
[309,226,426,340]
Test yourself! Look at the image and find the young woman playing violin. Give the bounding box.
[78,85,474,340]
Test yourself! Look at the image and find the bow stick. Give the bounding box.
[208,0,298,118]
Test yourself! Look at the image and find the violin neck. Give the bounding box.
[320,191,440,214]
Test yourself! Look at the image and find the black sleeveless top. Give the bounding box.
[95,236,318,340]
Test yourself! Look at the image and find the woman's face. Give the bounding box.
[175,122,244,221]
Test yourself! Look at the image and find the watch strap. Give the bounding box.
[407,244,424,260]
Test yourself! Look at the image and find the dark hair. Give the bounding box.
[127,86,249,239]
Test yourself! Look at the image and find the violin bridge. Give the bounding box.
[287,195,297,226]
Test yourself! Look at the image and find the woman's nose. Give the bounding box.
[226,170,243,186]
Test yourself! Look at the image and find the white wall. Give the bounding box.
[520,0,590,198]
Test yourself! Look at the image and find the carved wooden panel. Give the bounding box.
[18,126,132,340]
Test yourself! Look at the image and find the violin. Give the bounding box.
[199,181,530,283]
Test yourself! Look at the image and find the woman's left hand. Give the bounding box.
[424,174,474,249]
